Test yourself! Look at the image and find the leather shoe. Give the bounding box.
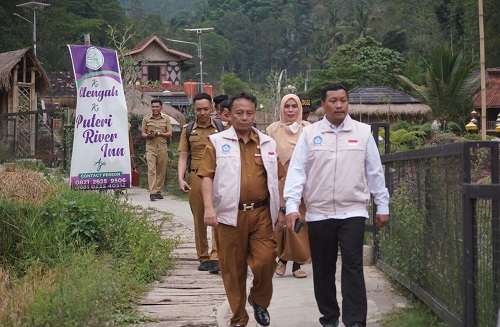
[346,323,363,327]
[323,321,339,327]
[149,194,156,201]
[197,261,211,271]
[209,260,220,274]
[248,296,270,326]
[155,193,163,199]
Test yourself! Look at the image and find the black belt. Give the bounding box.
[238,199,269,211]
[191,169,198,173]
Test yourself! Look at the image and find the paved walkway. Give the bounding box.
[126,187,406,327]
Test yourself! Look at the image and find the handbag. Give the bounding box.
[131,167,140,187]
[276,220,311,264]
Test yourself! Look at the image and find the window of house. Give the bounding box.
[147,66,160,82]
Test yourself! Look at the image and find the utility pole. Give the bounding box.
[184,28,214,93]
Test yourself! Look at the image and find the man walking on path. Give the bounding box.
[178,93,223,273]
[284,83,390,327]
[198,92,281,327]
[141,99,172,201]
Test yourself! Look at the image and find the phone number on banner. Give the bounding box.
[73,177,129,190]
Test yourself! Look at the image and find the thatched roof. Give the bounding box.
[348,86,431,116]
[348,103,431,116]
[0,47,50,94]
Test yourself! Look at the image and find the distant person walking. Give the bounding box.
[198,92,281,327]
[178,93,224,273]
[141,99,172,201]
[284,83,390,327]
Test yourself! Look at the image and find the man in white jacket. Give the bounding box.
[198,92,282,327]
[284,83,390,327]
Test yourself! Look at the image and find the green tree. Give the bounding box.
[397,44,479,124]
[219,73,250,96]
[310,36,405,97]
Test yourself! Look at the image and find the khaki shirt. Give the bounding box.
[178,119,221,170]
[198,130,285,203]
[142,113,172,151]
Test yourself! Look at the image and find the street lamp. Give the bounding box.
[184,27,214,93]
[15,2,51,57]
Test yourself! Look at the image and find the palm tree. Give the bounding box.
[344,2,374,42]
[398,44,479,124]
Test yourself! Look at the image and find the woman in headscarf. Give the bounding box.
[266,94,311,278]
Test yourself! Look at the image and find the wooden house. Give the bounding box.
[473,68,500,133]
[126,33,195,109]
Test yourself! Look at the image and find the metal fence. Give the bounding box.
[377,141,500,327]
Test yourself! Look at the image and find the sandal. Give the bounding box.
[293,269,307,278]
[275,261,286,276]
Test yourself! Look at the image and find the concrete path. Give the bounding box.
[125,187,406,327]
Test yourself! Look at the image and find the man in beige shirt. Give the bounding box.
[141,99,172,201]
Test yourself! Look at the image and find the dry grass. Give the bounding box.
[0,266,58,326]
[0,166,56,204]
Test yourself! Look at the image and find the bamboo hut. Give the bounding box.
[0,47,50,156]
[0,47,50,114]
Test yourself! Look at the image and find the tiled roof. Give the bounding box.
[473,68,500,108]
[349,86,422,104]
[43,71,75,97]
[127,33,193,61]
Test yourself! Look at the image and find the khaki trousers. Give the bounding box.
[188,172,218,262]
[146,148,168,194]
[217,205,277,326]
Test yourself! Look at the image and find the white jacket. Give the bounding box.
[209,126,280,228]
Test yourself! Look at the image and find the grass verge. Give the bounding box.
[0,162,178,326]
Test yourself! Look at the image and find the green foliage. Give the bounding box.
[397,44,479,124]
[381,301,447,327]
[220,73,251,96]
[379,182,425,282]
[0,167,178,324]
[390,128,426,151]
[311,37,405,94]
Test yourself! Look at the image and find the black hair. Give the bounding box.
[227,92,257,111]
[151,98,163,106]
[220,99,229,110]
[321,83,349,102]
[193,92,212,104]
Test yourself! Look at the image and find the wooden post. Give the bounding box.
[478,0,487,141]
[84,34,91,46]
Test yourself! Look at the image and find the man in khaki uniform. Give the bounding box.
[178,93,223,273]
[141,99,172,201]
[198,93,283,327]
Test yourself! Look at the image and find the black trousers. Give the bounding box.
[308,217,367,327]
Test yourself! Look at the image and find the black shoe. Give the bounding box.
[155,193,163,199]
[346,323,363,327]
[150,194,156,201]
[248,296,270,326]
[209,260,220,274]
[323,321,339,327]
[197,261,211,271]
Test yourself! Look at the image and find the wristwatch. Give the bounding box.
[279,206,286,213]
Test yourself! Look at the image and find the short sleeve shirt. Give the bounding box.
[178,119,221,170]
[142,113,172,150]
